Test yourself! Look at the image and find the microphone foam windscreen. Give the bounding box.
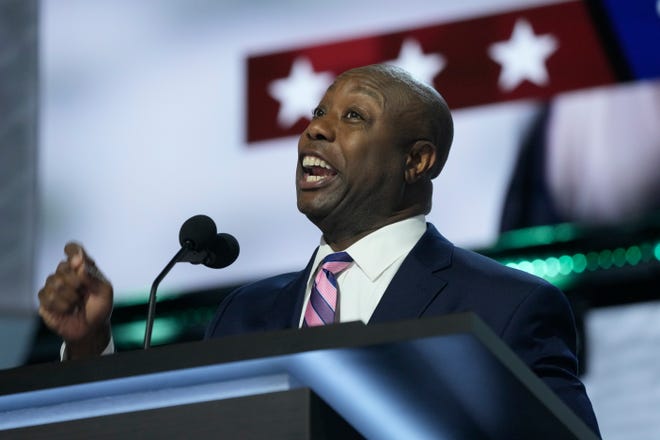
[178,215,217,250]
[205,233,240,269]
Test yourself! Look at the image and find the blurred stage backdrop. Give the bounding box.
[1,0,658,438]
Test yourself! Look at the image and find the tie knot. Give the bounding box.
[320,251,353,275]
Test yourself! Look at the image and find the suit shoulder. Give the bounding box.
[451,245,556,290]
[421,223,555,292]
[223,272,302,309]
[205,271,303,338]
[233,272,301,294]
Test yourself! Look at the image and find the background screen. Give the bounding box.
[38,0,659,301]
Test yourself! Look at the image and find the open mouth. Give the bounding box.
[301,155,338,183]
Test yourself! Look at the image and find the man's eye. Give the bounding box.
[312,107,325,118]
[345,110,362,120]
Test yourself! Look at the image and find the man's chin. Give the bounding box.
[297,199,333,226]
[297,202,325,220]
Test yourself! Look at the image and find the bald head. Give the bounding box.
[336,64,454,178]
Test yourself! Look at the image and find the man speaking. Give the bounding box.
[38,64,600,435]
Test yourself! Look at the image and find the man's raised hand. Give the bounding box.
[38,242,113,359]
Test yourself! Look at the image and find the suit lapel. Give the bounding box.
[369,224,453,324]
[269,248,318,329]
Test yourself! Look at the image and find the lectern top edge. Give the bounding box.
[1,312,484,395]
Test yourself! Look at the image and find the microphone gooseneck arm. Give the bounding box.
[143,214,239,350]
[143,241,192,349]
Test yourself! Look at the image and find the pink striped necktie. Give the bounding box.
[303,252,353,327]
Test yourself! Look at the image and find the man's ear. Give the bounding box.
[404,140,437,183]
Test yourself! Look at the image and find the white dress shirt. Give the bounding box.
[298,215,427,326]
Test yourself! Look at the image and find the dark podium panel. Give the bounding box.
[1,388,360,440]
[0,313,598,439]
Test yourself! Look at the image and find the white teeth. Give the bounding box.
[302,155,332,170]
[305,175,324,182]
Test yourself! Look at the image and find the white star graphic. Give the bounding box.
[488,19,558,92]
[268,57,334,129]
[387,38,445,86]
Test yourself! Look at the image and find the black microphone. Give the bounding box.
[143,215,239,349]
[179,214,217,257]
[203,233,240,269]
[178,216,240,268]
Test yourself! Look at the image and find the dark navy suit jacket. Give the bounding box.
[206,224,599,435]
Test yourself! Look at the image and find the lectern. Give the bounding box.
[0,313,597,439]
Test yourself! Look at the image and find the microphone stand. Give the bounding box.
[143,242,191,349]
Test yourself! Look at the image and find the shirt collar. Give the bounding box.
[313,215,427,282]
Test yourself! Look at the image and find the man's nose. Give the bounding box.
[304,116,335,142]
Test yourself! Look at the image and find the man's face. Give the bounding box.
[296,71,409,235]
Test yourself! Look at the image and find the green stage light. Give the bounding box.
[546,257,560,278]
[495,238,659,286]
[626,246,642,265]
[559,255,573,275]
[586,252,600,271]
[641,243,654,262]
[612,248,626,267]
[518,260,534,274]
[572,253,587,273]
[532,259,546,277]
[113,317,181,346]
[598,249,613,270]
[494,223,580,250]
